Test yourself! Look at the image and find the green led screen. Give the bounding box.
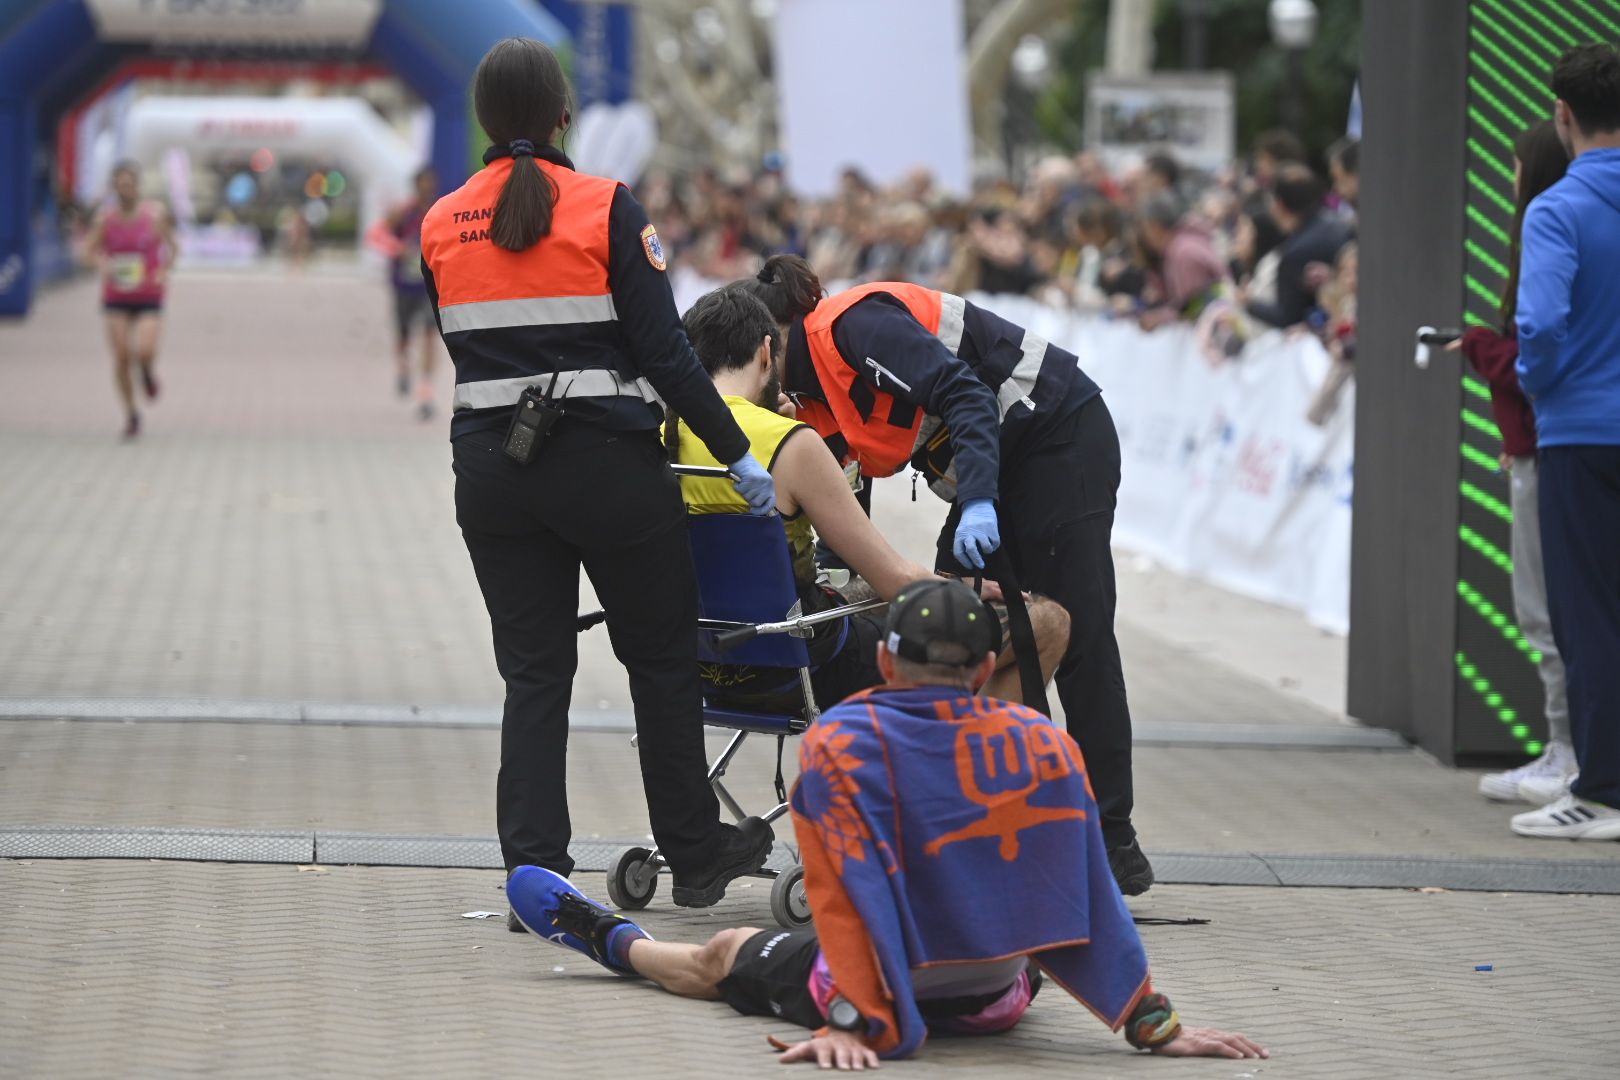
[1457,0,1620,756]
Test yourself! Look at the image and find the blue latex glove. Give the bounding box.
[727,454,777,516]
[952,498,1000,570]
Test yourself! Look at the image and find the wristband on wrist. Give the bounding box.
[1124,992,1182,1050]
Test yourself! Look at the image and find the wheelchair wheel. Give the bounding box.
[770,863,811,928]
[606,846,658,911]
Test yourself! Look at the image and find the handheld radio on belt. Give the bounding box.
[503,372,563,464]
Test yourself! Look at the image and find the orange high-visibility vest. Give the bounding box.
[421,157,660,412]
[798,281,957,477]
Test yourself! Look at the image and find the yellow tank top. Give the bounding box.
[675,396,817,586]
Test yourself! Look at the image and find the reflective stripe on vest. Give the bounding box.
[438,294,618,334]
[800,281,960,478]
[451,369,662,411]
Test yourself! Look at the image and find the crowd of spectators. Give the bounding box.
[635,129,1361,412]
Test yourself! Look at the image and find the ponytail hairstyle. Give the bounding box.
[473,37,574,252]
[741,254,824,326]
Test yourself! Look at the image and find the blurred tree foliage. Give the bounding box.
[1036,0,1362,164]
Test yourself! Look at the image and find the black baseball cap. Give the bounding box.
[884,579,1000,667]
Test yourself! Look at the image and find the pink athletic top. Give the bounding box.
[101,203,166,306]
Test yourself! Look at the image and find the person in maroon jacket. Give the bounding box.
[1449,120,1573,807]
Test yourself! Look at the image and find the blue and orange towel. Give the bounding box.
[789,686,1151,1058]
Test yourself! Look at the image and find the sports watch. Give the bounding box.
[826,995,865,1034]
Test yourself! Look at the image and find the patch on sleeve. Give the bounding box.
[640,224,667,271]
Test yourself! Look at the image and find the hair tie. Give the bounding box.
[508,139,536,158]
[757,265,775,285]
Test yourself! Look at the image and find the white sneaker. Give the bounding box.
[1478,741,1576,803]
[1510,793,1620,840]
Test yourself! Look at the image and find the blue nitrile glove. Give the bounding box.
[727,454,777,516]
[952,498,1000,570]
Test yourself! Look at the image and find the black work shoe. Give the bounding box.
[507,908,528,933]
[671,818,774,908]
[1109,839,1155,897]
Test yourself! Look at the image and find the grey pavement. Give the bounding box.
[3,269,1617,1077]
[3,859,1617,1079]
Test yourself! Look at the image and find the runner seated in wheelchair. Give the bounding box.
[670,285,1068,712]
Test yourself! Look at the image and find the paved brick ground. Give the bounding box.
[2,859,1615,1079]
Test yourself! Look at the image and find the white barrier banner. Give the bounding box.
[670,271,1353,635]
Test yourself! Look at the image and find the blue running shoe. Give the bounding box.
[506,866,649,975]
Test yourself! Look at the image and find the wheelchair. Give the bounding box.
[578,464,884,929]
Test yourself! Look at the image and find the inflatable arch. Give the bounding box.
[0,0,567,316]
[122,96,420,238]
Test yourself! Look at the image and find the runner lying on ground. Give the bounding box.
[509,579,1267,1068]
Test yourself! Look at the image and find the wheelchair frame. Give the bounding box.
[580,463,886,927]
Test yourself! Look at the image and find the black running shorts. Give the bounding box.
[715,928,825,1029]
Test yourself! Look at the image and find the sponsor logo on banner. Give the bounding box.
[86,0,382,46]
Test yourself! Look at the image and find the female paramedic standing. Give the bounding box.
[420,38,777,923]
[743,254,1153,896]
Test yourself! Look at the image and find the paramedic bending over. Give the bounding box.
[742,254,1153,897]
[420,37,778,921]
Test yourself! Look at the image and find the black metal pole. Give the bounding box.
[1283,47,1305,134]
[1183,0,1210,70]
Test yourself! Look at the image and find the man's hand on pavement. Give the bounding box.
[777,1030,879,1070]
[1151,1025,1268,1059]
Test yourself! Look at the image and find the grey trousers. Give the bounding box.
[1510,455,1570,746]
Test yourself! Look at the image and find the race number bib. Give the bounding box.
[109,254,146,290]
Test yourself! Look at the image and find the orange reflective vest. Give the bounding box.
[421,157,660,413]
[798,281,963,477]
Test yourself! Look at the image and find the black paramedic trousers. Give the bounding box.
[453,420,723,875]
[938,395,1137,850]
[1538,444,1620,809]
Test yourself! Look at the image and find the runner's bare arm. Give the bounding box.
[773,428,934,600]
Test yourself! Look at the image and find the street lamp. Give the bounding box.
[1268,0,1318,136]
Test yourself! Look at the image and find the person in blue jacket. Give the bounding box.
[1510,43,1620,841]
[741,255,1153,896]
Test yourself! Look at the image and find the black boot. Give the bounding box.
[670,818,773,908]
[1109,839,1155,897]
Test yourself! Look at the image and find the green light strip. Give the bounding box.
[1466,141,1518,190]
[1466,202,1512,248]
[1455,649,1542,754]
[1463,374,1492,401]
[1467,273,1505,308]
[1459,523,1513,574]
[1571,0,1620,36]
[1466,106,1517,152]
[1458,579,1542,659]
[1472,3,1560,68]
[1464,310,1492,328]
[1564,0,1620,40]
[1462,407,1503,441]
[1465,239,1512,279]
[1466,170,1518,216]
[1471,15,1556,83]
[1469,49,1554,119]
[1462,443,1503,475]
[1467,75,1533,132]
[1475,0,1565,58]
[1460,479,1513,524]
[1506,0,1582,47]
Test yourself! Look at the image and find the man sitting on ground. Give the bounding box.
[671,285,1067,709]
[509,580,1267,1068]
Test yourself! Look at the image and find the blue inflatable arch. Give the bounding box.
[0,0,567,316]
